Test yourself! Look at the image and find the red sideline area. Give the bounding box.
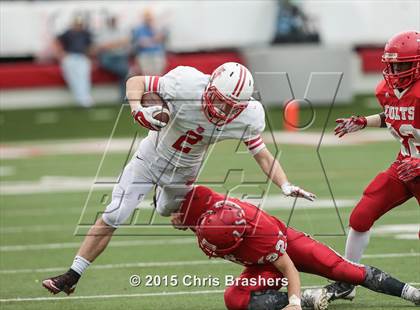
[356,46,384,73]
[0,52,243,89]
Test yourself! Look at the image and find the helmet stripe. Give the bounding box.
[235,67,247,97]
[232,65,244,97]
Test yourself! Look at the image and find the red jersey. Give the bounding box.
[375,79,420,160]
[180,186,288,266]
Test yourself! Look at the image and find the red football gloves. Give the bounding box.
[397,157,420,182]
[334,116,367,138]
[132,106,167,131]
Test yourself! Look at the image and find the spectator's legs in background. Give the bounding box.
[98,52,129,102]
[137,52,166,76]
[61,53,93,107]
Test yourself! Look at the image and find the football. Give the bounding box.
[141,92,170,124]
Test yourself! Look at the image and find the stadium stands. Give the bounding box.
[0,51,243,89]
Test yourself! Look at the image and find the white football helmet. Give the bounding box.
[203,62,254,125]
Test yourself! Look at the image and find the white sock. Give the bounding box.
[70,255,91,275]
[401,284,419,302]
[344,228,371,263]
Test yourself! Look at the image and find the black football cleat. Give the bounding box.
[42,269,80,295]
[324,281,356,301]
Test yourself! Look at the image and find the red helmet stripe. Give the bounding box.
[235,67,247,97]
[232,65,244,97]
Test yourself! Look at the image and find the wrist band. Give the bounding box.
[281,182,290,192]
[379,112,387,128]
[289,294,301,306]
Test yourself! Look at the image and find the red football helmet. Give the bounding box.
[203,62,254,126]
[196,200,248,258]
[382,30,420,89]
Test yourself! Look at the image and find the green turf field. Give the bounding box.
[0,95,381,142]
[0,101,419,310]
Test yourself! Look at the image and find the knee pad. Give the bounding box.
[102,193,138,227]
[102,202,127,227]
[331,259,366,284]
[224,286,250,310]
[349,198,376,232]
[311,246,365,284]
[155,203,174,217]
[155,190,186,217]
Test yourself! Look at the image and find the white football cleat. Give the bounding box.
[410,288,420,306]
[301,288,329,310]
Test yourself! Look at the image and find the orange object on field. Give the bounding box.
[284,99,300,131]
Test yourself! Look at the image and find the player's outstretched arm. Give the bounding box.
[273,253,302,310]
[253,147,316,201]
[334,113,386,138]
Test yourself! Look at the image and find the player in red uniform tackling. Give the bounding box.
[326,30,420,300]
[172,185,420,310]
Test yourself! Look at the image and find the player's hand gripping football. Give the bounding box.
[397,157,420,182]
[334,116,367,138]
[281,182,316,202]
[132,106,167,131]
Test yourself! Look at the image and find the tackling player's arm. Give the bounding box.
[272,253,302,310]
[253,147,316,201]
[334,112,386,138]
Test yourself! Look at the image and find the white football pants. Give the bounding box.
[102,140,199,227]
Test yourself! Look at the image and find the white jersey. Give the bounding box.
[139,66,266,167]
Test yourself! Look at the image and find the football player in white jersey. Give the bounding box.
[42,62,316,296]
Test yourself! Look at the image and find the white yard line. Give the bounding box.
[0,289,225,303]
[0,138,138,160]
[34,112,59,125]
[0,130,393,160]
[0,178,356,211]
[372,224,419,234]
[395,234,419,240]
[0,253,418,275]
[0,259,228,275]
[0,176,110,195]
[89,109,115,121]
[0,238,196,252]
[362,253,420,259]
[264,130,393,146]
[2,212,418,236]
[0,225,73,234]
[0,166,15,177]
